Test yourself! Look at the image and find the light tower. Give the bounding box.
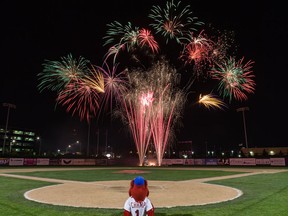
[2,103,16,155]
[237,107,249,148]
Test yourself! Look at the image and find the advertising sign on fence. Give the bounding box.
[229,158,256,166]
[37,158,50,166]
[270,158,286,166]
[0,158,9,166]
[23,158,37,166]
[9,158,24,166]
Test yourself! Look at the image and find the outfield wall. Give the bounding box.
[0,157,287,167]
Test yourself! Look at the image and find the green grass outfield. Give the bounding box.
[0,166,288,216]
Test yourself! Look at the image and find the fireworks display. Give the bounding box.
[117,60,185,166]
[103,21,139,54]
[37,0,256,166]
[120,88,153,166]
[148,0,204,44]
[97,62,128,117]
[103,22,159,64]
[210,57,256,102]
[138,28,159,54]
[38,55,106,123]
[148,61,185,166]
[198,93,227,110]
[56,79,101,123]
[179,30,214,78]
[37,54,90,93]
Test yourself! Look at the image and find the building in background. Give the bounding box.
[0,126,39,156]
[241,147,288,157]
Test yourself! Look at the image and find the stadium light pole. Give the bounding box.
[87,122,91,157]
[237,107,249,149]
[2,103,16,155]
[86,115,95,157]
[96,128,99,157]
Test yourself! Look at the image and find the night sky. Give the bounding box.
[1,1,287,155]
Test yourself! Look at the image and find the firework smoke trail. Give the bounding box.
[210,57,256,102]
[198,93,227,110]
[148,0,204,44]
[37,54,90,93]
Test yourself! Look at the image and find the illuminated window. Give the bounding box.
[12,130,24,135]
[24,131,35,136]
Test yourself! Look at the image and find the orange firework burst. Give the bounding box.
[82,65,105,93]
[198,93,227,110]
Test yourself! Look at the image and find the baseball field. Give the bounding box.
[0,166,287,215]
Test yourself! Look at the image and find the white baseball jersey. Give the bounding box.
[124,196,153,216]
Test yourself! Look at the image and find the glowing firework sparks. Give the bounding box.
[97,62,129,116]
[210,57,256,101]
[103,22,159,63]
[119,60,185,166]
[148,61,185,166]
[103,21,139,62]
[198,93,227,110]
[56,80,101,123]
[180,31,214,77]
[58,61,129,122]
[138,28,159,53]
[37,54,90,93]
[82,65,105,93]
[151,88,185,166]
[209,29,236,66]
[148,0,204,44]
[103,44,126,64]
[38,55,107,123]
[140,91,154,106]
[37,0,256,166]
[103,21,139,48]
[121,88,154,166]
